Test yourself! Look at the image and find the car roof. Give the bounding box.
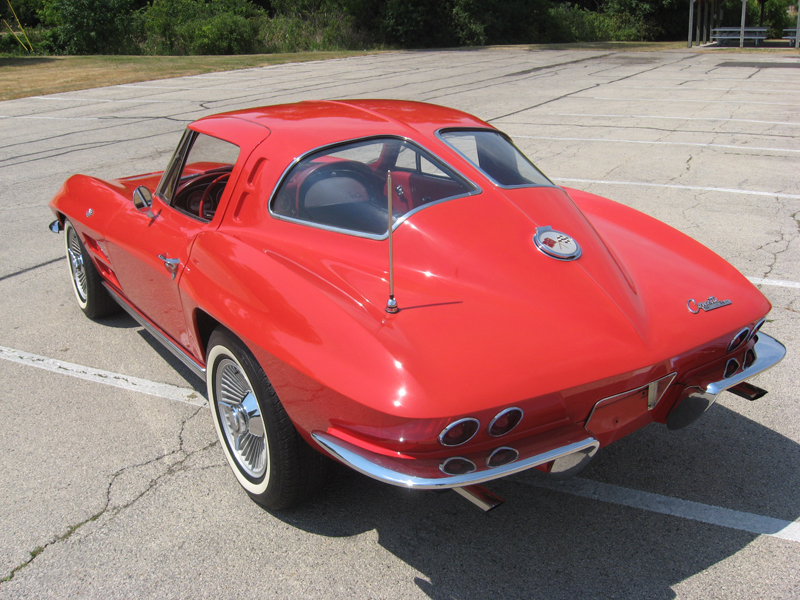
[193,100,493,147]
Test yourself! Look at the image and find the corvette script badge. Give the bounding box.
[533,226,581,261]
[687,296,732,314]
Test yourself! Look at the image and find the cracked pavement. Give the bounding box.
[0,48,799,599]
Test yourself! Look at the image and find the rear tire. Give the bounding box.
[64,219,119,319]
[207,328,328,510]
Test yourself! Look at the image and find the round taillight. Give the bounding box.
[743,348,756,370]
[728,328,750,353]
[488,408,523,437]
[750,318,765,340]
[724,358,740,379]
[486,447,519,468]
[439,457,476,476]
[439,418,480,447]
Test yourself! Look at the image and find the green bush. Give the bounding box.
[142,0,264,54]
[261,11,367,52]
[763,0,794,38]
[2,0,45,27]
[39,0,139,53]
[181,12,260,54]
[549,3,647,41]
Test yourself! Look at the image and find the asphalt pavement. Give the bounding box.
[0,47,798,599]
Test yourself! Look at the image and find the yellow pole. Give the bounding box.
[5,0,32,51]
[2,18,28,52]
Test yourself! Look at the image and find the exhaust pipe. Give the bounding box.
[727,381,768,401]
[453,485,504,512]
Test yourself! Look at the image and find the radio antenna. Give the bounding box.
[385,170,399,314]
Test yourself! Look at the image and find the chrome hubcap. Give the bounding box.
[215,358,266,478]
[67,227,87,302]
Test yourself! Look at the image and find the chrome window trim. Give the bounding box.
[156,129,195,203]
[268,134,482,240]
[438,417,481,447]
[435,127,557,190]
[487,407,524,437]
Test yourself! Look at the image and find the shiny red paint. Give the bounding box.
[50,100,774,463]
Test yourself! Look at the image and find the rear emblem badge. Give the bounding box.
[687,296,732,314]
[533,226,581,261]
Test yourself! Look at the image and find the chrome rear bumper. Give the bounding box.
[312,424,599,490]
[667,332,785,429]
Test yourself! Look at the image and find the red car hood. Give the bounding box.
[300,185,769,419]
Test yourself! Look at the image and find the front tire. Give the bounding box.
[207,328,328,510]
[64,219,119,319]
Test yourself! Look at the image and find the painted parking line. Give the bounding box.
[530,113,800,127]
[0,345,206,407]
[555,177,800,201]
[31,96,195,104]
[529,477,800,544]
[748,277,800,290]
[582,96,799,107]
[3,343,798,539]
[0,115,102,121]
[513,135,800,154]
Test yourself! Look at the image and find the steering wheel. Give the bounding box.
[198,173,230,219]
[297,161,382,218]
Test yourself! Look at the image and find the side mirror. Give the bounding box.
[133,186,153,210]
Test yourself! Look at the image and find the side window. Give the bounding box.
[440,130,551,188]
[271,138,474,237]
[159,131,240,221]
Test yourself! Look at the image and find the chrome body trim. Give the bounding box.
[311,430,600,490]
[667,332,785,429]
[708,333,785,395]
[103,283,206,381]
[267,134,482,240]
[49,219,63,233]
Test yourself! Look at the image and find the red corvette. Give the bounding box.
[49,100,785,511]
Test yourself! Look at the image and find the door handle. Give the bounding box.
[157,254,181,281]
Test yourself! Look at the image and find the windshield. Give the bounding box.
[439,130,551,188]
[271,137,475,238]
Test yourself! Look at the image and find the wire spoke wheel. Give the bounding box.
[207,329,329,510]
[67,225,88,303]
[215,358,267,479]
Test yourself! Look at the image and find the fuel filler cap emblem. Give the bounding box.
[533,226,581,261]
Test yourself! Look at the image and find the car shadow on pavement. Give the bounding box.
[101,311,207,393]
[271,402,799,600]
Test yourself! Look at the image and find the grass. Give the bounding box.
[1,42,797,101]
[0,51,380,101]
